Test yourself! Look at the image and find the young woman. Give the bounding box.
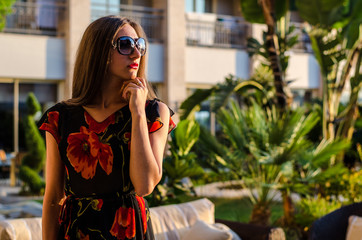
[39,16,175,240]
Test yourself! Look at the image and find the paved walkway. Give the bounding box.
[0,184,43,220]
[194,180,250,199]
[194,180,301,202]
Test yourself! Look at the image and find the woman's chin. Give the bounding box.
[130,74,138,80]
[118,73,137,81]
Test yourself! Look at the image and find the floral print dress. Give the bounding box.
[39,99,176,240]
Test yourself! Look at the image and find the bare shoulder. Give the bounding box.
[157,101,171,120]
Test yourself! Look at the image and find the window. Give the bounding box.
[195,102,211,129]
[0,82,58,152]
[0,83,14,152]
[185,0,213,13]
[91,0,121,19]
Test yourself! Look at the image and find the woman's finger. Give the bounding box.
[136,78,146,87]
[122,83,143,100]
[121,78,148,102]
[122,84,136,100]
[135,79,143,87]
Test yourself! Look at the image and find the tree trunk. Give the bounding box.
[260,0,292,110]
[282,191,295,226]
[249,202,271,226]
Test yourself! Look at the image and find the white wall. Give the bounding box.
[287,52,320,89]
[251,24,267,45]
[147,43,164,83]
[0,34,164,83]
[185,46,249,84]
[0,33,65,80]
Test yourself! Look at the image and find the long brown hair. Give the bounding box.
[69,16,156,105]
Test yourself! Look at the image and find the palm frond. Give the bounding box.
[217,101,249,151]
[296,0,346,27]
[311,138,351,167]
[174,120,200,156]
[196,126,230,171]
[179,88,215,120]
[210,75,241,111]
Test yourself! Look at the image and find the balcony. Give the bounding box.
[186,13,250,49]
[91,3,164,43]
[4,1,66,36]
[290,22,313,53]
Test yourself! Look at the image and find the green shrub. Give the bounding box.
[22,115,45,171]
[294,196,342,235]
[19,93,46,195]
[26,93,41,115]
[322,170,362,204]
[19,165,45,195]
[148,120,203,206]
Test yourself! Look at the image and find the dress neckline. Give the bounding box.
[81,104,129,124]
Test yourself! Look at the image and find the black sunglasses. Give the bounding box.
[112,36,146,56]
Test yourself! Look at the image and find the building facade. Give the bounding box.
[0,0,320,153]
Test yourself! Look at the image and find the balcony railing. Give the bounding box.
[4,1,66,36]
[91,3,164,43]
[186,13,250,49]
[290,22,313,53]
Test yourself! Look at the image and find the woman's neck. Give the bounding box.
[90,77,127,109]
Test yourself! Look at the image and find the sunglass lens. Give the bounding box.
[118,38,134,55]
[137,38,146,56]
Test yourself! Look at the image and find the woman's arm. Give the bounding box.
[42,132,65,240]
[123,78,170,196]
[129,101,170,196]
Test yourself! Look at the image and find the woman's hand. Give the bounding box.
[120,77,148,115]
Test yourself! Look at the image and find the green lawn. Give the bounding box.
[212,198,283,223]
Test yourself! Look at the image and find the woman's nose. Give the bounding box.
[131,46,141,58]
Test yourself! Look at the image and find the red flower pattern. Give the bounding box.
[136,196,147,235]
[91,199,103,211]
[59,195,73,240]
[39,111,60,143]
[89,132,113,175]
[147,117,163,133]
[84,111,115,133]
[39,99,176,239]
[169,117,176,133]
[110,206,136,240]
[67,126,113,179]
[78,229,90,240]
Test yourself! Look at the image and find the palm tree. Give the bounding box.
[247,24,299,85]
[240,0,294,109]
[179,68,273,120]
[151,120,203,205]
[296,0,362,163]
[196,100,350,225]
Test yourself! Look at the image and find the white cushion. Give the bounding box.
[150,198,215,240]
[0,217,41,240]
[346,215,362,240]
[213,223,242,240]
[0,198,215,240]
[181,220,232,240]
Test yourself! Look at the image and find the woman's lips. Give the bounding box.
[129,63,138,69]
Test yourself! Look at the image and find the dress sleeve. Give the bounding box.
[145,99,176,134]
[38,103,62,144]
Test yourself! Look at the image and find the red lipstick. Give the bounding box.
[129,63,138,69]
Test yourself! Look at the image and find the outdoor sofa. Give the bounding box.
[309,201,362,240]
[0,198,285,240]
